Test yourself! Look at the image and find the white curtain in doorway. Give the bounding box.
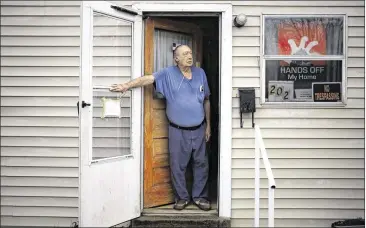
[154,29,193,72]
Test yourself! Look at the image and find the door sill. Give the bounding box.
[142,201,218,216]
[132,214,230,228]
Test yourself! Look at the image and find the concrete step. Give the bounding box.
[131,215,230,228]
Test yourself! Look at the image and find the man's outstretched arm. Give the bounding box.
[110,75,155,92]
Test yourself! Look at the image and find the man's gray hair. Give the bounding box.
[173,44,184,64]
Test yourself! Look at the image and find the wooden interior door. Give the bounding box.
[143,17,202,208]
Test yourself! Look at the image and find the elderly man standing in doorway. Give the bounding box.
[110,45,212,211]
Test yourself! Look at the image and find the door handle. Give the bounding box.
[76,101,91,116]
[82,101,91,108]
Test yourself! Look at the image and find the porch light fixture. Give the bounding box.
[234,13,247,27]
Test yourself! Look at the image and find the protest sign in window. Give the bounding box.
[262,16,345,103]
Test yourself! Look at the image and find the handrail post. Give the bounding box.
[254,125,276,227]
[254,133,260,227]
[268,187,275,227]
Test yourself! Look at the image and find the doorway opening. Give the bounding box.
[142,15,220,215]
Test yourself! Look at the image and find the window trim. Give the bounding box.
[260,14,347,107]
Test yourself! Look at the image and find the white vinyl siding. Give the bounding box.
[1,0,364,227]
[0,1,81,226]
[231,1,364,227]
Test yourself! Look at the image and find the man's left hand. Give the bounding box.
[205,125,211,142]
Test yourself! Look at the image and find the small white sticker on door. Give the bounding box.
[101,97,121,118]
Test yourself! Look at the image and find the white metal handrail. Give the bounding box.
[254,125,276,227]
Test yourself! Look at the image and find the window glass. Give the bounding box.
[263,16,344,103]
[265,60,342,102]
[92,13,132,160]
[264,17,344,56]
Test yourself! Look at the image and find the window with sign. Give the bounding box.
[262,15,345,103]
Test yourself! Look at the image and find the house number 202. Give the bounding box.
[270,85,289,100]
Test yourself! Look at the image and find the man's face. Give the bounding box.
[175,45,193,67]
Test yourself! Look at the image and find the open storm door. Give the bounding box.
[80,1,142,227]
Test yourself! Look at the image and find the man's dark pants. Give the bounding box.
[168,123,209,202]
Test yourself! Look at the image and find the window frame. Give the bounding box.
[260,14,347,107]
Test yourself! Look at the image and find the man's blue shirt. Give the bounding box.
[153,66,210,127]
